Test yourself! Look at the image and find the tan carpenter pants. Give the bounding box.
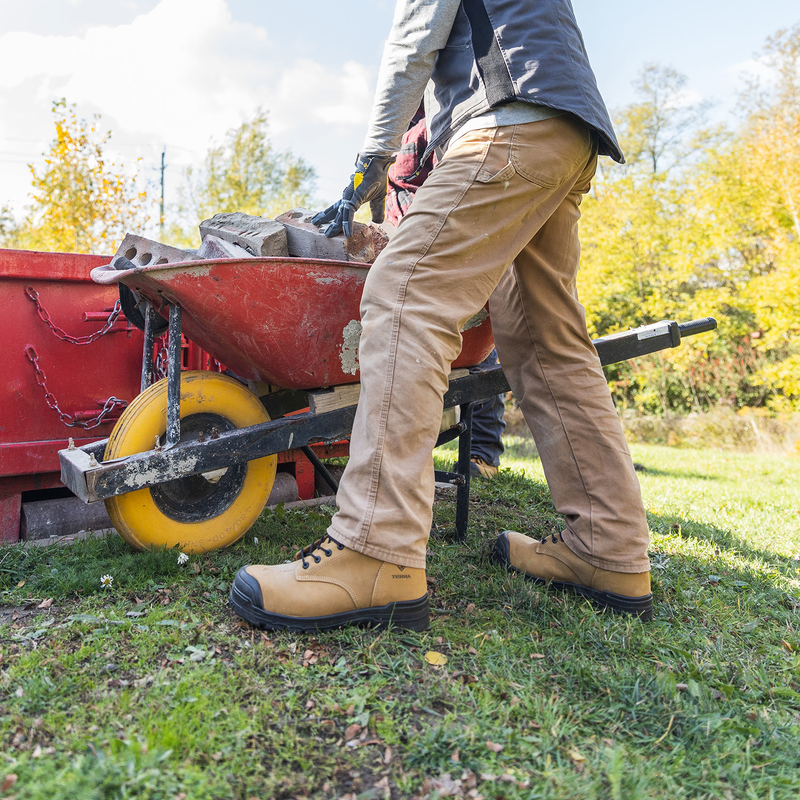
[328,116,650,573]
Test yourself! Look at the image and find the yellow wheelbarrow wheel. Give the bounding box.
[104,371,277,554]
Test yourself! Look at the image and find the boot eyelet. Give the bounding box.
[302,562,309,570]
[337,544,344,550]
[312,555,321,563]
[322,548,332,557]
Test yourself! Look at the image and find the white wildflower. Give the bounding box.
[100,574,113,589]
[177,552,189,565]
[253,537,259,545]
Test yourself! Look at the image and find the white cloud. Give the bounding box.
[728,57,775,86]
[0,0,374,215]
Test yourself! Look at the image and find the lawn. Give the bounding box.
[1,442,799,799]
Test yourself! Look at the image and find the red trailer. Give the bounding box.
[0,248,144,543]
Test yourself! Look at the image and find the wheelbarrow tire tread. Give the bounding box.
[104,371,276,553]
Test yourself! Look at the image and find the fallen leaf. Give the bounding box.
[1,774,18,793]
[344,723,362,741]
[191,562,201,574]
[16,580,25,588]
[374,776,391,800]
[468,646,478,656]
[529,653,545,659]
[465,603,476,613]
[37,598,54,609]
[485,740,504,753]
[425,651,448,666]
[383,745,393,765]
[568,748,585,763]
[451,749,460,762]
[676,683,689,692]
[782,640,795,653]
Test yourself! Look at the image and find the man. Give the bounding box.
[229,0,653,631]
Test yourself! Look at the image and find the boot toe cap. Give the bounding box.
[231,566,265,611]
[492,531,512,567]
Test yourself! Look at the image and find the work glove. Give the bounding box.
[312,153,395,238]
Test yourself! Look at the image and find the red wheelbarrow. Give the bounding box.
[60,254,716,554]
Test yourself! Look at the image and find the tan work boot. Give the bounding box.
[230,536,429,631]
[493,531,652,620]
[470,456,499,479]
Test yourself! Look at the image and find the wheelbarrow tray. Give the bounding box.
[91,257,495,390]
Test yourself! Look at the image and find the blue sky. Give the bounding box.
[1,1,797,231]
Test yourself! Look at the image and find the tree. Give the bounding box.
[6,100,149,254]
[170,110,316,246]
[0,204,15,242]
[614,64,712,175]
[736,23,800,409]
[579,62,792,413]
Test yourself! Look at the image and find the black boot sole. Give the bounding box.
[492,534,653,621]
[229,567,430,632]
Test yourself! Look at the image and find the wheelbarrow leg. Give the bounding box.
[455,402,474,542]
[165,304,182,449]
[140,301,157,393]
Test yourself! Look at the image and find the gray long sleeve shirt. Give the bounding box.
[362,0,623,163]
[362,0,460,156]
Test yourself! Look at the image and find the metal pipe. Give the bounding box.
[300,445,340,494]
[455,402,474,541]
[165,305,182,448]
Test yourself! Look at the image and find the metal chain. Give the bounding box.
[25,286,123,345]
[154,340,169,380]
[24,345,128,429]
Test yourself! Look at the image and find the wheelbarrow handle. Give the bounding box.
[678,317,717,337]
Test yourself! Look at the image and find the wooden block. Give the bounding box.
[308,370,471,415]
[309,384,362,415]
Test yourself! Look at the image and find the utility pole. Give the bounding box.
[159,147,167,237]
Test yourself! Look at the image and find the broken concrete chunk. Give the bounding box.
[111,234,197,269]
[196,235,254,261]
[369,224,390,261]
[275,208,389,264]
[199,212,288,257]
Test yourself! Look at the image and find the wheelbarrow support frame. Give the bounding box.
[59,313,717,541]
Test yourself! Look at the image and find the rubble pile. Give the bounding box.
[109,209,390,270]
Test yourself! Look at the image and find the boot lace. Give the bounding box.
[541,532,562,545]
[299,535,345,569]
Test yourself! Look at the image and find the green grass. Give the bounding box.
[1,443,799,799]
